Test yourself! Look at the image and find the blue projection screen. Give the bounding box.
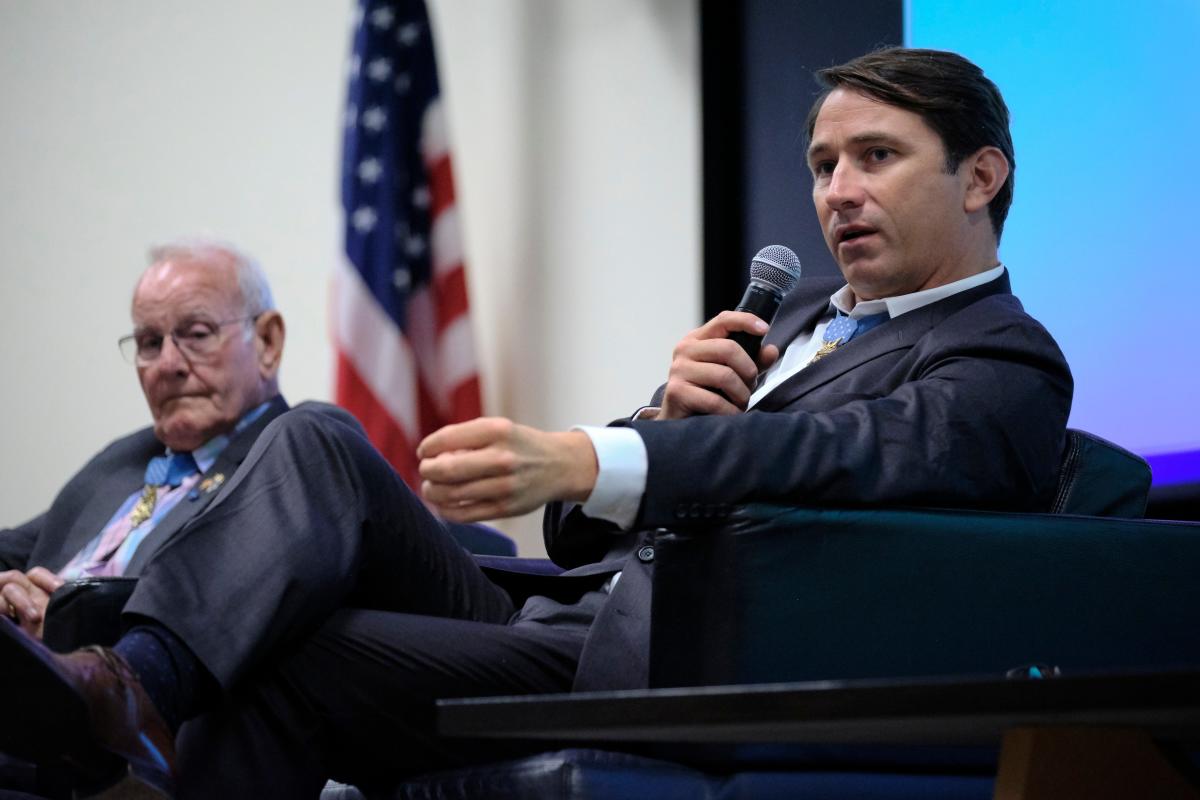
[907,0,1200,486]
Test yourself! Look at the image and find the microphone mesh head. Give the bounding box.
[750,245,802,294]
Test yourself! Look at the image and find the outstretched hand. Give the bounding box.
[656,311,780,420]
[0,567,64,640]
[418,417,598,523]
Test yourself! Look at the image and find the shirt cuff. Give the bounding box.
[572,425,648,530]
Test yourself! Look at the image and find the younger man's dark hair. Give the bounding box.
[806,48,1015,240]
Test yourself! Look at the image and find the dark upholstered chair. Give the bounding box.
[650,429,1182,690]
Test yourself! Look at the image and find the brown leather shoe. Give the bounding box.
[0,617,176,798]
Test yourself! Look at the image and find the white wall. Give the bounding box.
[0,1,700,556]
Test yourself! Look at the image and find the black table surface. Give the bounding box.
[438,670,1200,746]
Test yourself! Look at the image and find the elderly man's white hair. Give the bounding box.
[146,238,276,315]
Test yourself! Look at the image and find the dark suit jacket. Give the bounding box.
[0,396,291,575]
[553,271,1073,691]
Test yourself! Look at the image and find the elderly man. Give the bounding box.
[3,47,1071,798]
[1,240,291,784]
[1,241,286,633]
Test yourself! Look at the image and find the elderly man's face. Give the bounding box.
[132,255,268,451]
[807,88,976,301]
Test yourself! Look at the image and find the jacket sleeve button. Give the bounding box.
[637,545,655,563]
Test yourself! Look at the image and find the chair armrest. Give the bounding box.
[43,577,137,653]
[473,555,564,575]
[445,522,518,556]
[472,555,611,606]
[650,504,1200,688]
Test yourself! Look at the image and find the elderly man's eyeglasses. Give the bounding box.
[118,316,259,365]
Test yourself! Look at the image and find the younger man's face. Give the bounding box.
[807,88,977,301]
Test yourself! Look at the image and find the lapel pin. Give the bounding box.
[198,473,226,495]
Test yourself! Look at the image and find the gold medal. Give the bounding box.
[808,337,843,365]
[128,485,158,528]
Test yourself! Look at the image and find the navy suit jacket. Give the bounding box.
[0,396,291,575]
[555,271,1073,690]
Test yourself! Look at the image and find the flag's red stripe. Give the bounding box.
[434,265,470,334]
[414,368,442,443]
[448,374,483,422]
[335,351,420,489]
[427,154,456,218]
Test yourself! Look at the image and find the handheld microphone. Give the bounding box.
[728,245,802,360]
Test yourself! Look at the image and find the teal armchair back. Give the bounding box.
[649,430,1200,688]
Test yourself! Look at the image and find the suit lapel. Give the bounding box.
[43,432,161,572]
[754,272,1013,412]
[123,395,290,575]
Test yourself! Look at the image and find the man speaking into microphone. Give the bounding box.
[4,47,1071,795]
[418,46,1071,698]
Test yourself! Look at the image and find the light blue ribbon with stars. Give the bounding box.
[822,311,889,346]
[144,452,199,488]
[809,310,890,365]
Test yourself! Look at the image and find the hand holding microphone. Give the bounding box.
[658,245,801,420]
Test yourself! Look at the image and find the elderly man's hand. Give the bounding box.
[0,567,64,639]
[656,311,780,420]
[418,417,598,523]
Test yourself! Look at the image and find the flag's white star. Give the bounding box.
[397,22,421,46]
[369,6,395,30]
[351,4,365,32]
[361,106,387,132]
[352,206,378,233]
[393,268,411,291]
[411,185,431,209]
[394,73,412,95]
[367,57,392,82]
[405,235,426,257]
[347,54,361,80]
[357,158,383,184]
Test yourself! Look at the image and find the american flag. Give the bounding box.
[334,0,481,489]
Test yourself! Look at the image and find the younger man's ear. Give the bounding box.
[963,145,1010,214]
